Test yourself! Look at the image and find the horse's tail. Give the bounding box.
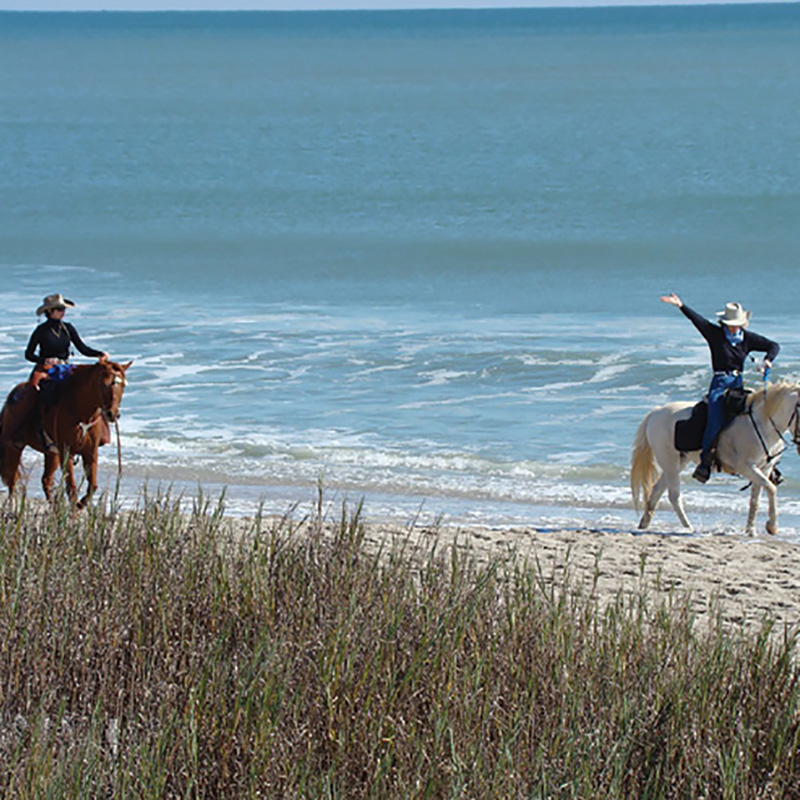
[631,412,658,512]
[0,398,8,487]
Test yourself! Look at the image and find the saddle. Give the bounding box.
[674,386,751,453]
[39,363,76,409]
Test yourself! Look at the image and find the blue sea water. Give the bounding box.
[1,5,799,534]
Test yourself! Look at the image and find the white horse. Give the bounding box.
[631,381,800,535]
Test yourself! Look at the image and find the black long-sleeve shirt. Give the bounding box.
[680,304,780,373]
[25,319,104,365]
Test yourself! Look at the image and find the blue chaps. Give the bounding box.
[702,372,743,460]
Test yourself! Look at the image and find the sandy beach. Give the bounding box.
[443,526,800,632]
[264,516,800,634]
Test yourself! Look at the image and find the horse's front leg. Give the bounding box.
[746,482,762,536]
[41,450,60,501]
[741,464,778,535]
[77,447,98,510]
[61,448,79,506]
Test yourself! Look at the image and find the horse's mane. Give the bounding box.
[69,361,115,378]
[747,380,799,419]
[51,361,113,400]
[59,362,104,387]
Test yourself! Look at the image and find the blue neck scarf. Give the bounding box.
[724,327,744,346]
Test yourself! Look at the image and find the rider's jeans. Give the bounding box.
[702,372,743,460]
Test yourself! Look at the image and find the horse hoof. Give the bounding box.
[766,521,778,536]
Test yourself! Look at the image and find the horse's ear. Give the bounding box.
[121,361,133,372]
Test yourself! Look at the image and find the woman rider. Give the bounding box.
[661,293,780,483]
[10,293,108,451]
[26,293,108,380]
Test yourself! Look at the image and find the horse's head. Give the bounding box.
[751,381,800,456]
[96,360,132,423]
[789,383,800,457]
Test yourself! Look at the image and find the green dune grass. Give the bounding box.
[1,489,799,798]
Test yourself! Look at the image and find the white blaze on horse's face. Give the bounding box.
[100,362,131,423]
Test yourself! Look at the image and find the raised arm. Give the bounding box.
[661,294,718,342]
[660,293,683,308]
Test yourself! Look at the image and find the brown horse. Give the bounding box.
[0,360,131,508]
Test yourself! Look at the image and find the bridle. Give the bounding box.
[749,390,800,464]
[98,367,126,424]
[790,401,800,453]
[97,365,127,476]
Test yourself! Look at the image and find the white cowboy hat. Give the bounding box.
[36,293,76,316]
[716,301,751,328]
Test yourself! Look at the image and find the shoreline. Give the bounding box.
[39,458,800,535]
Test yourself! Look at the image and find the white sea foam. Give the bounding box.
[4,7,800,531]
[588,364,633,383]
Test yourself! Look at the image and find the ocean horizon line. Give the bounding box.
[1,1,799,14]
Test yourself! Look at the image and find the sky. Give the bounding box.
[0,0,788,9]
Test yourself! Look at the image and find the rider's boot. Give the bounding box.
[693,451,712,483]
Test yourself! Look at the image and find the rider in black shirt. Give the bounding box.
[10,294,108,451]
[26,313,106,366]
[661,293,779,483]
[26,293,108,383]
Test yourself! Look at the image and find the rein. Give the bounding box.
[114,418,122,476]
[100,372,125,478]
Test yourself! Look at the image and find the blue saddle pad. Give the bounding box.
[47,363,75,382]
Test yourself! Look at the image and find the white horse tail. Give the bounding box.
[631,412,658,512]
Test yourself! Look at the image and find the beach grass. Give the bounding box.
[1,489,800,798]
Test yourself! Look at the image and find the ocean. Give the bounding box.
[1,5,799,534]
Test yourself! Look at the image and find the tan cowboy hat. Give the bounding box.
[716,301,751,328]
[36,293,76,316]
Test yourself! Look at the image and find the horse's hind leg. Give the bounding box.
[1,444,24,496]
[666,465,693,531]
[638,473,668,530]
